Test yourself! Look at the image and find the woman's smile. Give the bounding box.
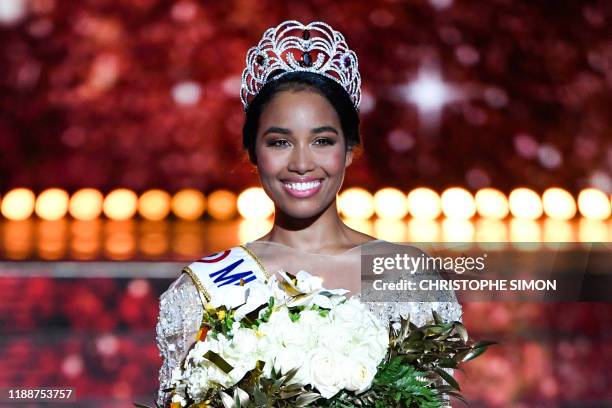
[281,178,324,198]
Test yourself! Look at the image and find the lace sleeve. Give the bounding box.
[156,273,204,407]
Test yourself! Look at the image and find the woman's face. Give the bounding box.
[255,89,353,219]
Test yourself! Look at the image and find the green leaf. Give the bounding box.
[434,367,460,391]
[462,345,489,362]
[203,350,234,374]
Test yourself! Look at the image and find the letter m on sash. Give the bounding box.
[209,259,257,287]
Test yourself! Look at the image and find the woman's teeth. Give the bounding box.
[283,180,321,191]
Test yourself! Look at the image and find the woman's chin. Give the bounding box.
[278,202,328,220]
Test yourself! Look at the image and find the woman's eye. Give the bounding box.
[267,139,289,147]
[314,138,335,146]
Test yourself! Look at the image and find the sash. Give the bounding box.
[182,245,269,307]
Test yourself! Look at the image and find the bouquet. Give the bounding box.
[139,271,493,408]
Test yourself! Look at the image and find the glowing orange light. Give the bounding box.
[407,188,441,220]
[237,188,274,219]
[103,189,138,220]
[373,188,408,219]
[171,189,206,221]
[338,188,375,219]
[69,189,104,220]
[207,190,238,220]
[35,188,70,220]
[508,188,543,219]
[475,188,509,219]
[542,188,576,220]
[1,188,35,220]
[577,188,611,220]
[441,187,476,220]
[138,189,171,221]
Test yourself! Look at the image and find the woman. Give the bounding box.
[156,21,461,407]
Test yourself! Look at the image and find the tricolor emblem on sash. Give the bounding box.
[182,246,268,306]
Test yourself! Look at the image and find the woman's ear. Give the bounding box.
[345,147,354,167]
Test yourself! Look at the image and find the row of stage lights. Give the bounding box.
[0,186,611,222]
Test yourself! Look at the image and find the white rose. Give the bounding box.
[307,348,347,399]
[273,345,310,385]
[330,298,366,326]
[317,323,353,354]
[344,358,377,394]
[230,326,259,357]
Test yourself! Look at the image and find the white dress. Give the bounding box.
[155,240,463,407]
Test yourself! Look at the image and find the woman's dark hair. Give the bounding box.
[242,71,361,165]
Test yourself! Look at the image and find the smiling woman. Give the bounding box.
[155,21,462,408]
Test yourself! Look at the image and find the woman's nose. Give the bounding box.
[287,144,315,174]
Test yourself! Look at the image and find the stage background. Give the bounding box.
[1,0,612,407]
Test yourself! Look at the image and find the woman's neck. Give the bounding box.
[260,201,359,254]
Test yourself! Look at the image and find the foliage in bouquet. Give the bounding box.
[137,271,494,408]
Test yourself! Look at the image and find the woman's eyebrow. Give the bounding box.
[262,126,291,136]
[311,125,339,135]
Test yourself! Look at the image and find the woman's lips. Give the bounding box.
[281,179,323,198]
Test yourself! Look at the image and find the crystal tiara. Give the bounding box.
[240,20,361,111]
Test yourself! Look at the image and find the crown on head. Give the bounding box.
[240,20,361,111]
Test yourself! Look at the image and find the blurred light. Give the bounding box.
[442,219,475,241]
[172,220,205,257]
[577,188,611,220]
[69,188,104,220]
[542,188,577,220]
[589,170,612,192]
[342,218,374,236]
[513,133,538,159]
[543,219,574,242]
[238,218,273,243]
[429,0,453,11]
[578,219,607,242]
[2,220,33,259]
[35,188,69,220]
[509,218,541,242]
[387,129,415,153]
[104,220,136,260]
[128,279,150,298]
[338,188,375,219]
[374,218,406,242]
[404,68,453,114]
[207,189,237,220]
[373,188,408,219]
[138,189,171,221]
[171,189,206,221]
[103,189,138,221]
[0,0,27,25]
[441,187,476,219]
[38,219,67,260]
[407,219,440,241]
[139,220,169,257]
[1,188,35,220]
[465,167,491,189]
[172,80,202,106]
[475,219,508,242]
[237,187,274,220]
[475,188,509,219]
[407,188,441,220]
[509,188,543,219]
[537,144,563,169]
[483,86,508,108]
[70,220,101,259]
